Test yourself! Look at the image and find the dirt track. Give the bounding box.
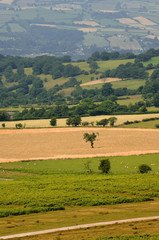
[1,127,159,163]
[0,216,159,239]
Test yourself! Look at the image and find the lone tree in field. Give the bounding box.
[83,132,98,148]
[99,159,111,174]
[50,117,57,126]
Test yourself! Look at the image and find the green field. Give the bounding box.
[0,154,159,218]
[112,79,146,90]
[0,154,159,238]
[117,95,143,105]
[122,119,159,129]
[2,154,159,174]
[143,56,159,67]
[82,79,145,90]
[97,59,134,72]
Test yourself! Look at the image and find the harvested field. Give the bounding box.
[146,35,159,40]
[0,0,13,4]
[99,10,119,13]
[78,28,97,33]
[117,18,137,24]
[81,78,122,86]
[134,17,157,26]
[30,24,56,28]
[74,21,99,27]
[1,128,159,162]
[52,7,71,11]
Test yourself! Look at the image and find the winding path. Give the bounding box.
[0,216,159,239]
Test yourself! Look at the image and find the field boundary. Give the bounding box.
[1,150,159,163]
[0,216,159,239]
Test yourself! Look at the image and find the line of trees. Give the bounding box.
[12,98,147,121]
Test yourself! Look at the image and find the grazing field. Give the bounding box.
[97,59,134,72]
[117,95,142,105]
[0,155,159,238]
[122,119,159,129]
[2,153,159,174]
[112,79,146,89]
[143,56,159,67]
[83,78,145,90]
[0,127,159,162]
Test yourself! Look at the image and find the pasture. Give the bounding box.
[0,154,159,238]
[117,95,142,105]
[82,79,145,90]
[121,119,159,129]
[143,56,159,67]
[0,127,159,162]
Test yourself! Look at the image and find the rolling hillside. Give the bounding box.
[0,0,159,58]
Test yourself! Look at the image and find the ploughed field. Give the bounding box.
[1,127,159,162]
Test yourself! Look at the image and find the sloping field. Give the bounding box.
[74,21,99,26]
[117,18,137,24]
[134,17,157,26]
[80,78,122,86]
[79,28,97,32]
[1,128,159,162]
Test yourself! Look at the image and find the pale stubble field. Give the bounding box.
[1,127,159,162]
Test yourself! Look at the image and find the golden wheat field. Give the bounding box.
[1,127,159,163]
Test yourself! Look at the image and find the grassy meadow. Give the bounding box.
[121,119,159,129]
[117,95,143,105]
[0,154,159,238]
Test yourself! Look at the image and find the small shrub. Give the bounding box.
[134,120,140,123]
[50,117,57,126]
[124,121,134,125]
[16,123,23,129]
[82,121,89,126]
[90,121,94,126]
[155,124,159,128]
[2,123,5,128]
[99,159,111,174]
[139,164,152,174]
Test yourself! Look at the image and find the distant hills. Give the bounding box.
[0,0,159,59]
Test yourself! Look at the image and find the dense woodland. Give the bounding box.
[1,48,159,120]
